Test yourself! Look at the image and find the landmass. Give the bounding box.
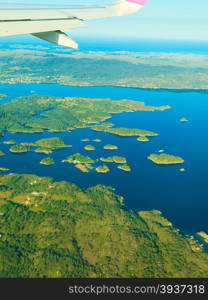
[0,167,9,171]
[137,136,149,142]
[84,145,96,151]
[40,157,55,165]
[95,165,110,173]
[197,232,208,244]
[148,153,184,165]
[75,164,93,173]
[1,49,208,89]
[103,144,118,150]
[180,117,189,122]
[93,139,102,142]
[9,144,30,154]
[81,139,90,142]
[100,156,127,164]
[62,153,95,164]
[0,94,167,137]
[117,164,131,172]
[35,148,53,155]
[0,150,5,156]
[3,140,16,145]
[0,173,207,278]
[92,125,158,138]
[35,137,70,150]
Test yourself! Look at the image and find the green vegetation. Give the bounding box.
[93,139,102,142]
[75,164,93,173]
[197,232,208,244]
[148,153,184,165]
[9,144,30,154]
[35,148,53,155]
[137,136,149,142]
[3,140,16,145]
[180,117,189,123]
[117,164,131,172]
[40,157,55,165]
[0,150,5,156]
[0,93,8,98]
[103,144,118,150]
[92,125,158,138]
[35,137,70,150]
[96,165,110,173]
[0,94,167,137]
[100,156,127,164]
[84,145,95,151]
[0,173,207,278]
[1,49,208,89]
[0,167,9,171]
[62,153,95,164]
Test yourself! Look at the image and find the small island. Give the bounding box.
[75,164,93,173]
[180,117,189,123]
[3,140,16,145]
[0,167,10,171]
[62,153,95,164]
[35,137,70,150]
[35,147,53,154]
[0,150,5,156]
[81,139,90,142]
[197,232,208,244]
[9,144,30,153]
[84,145,96,151]
[100,156,127,164]
[137,136,149,142]
[95,165,110,173]
[117,164,131,172]
[40,157,55,165]
[103,144,118,150]
[0,93,8,98]
[148,153,184,165]
[21,142,36,147]
[179,168,186,172]
[158,149,165,153]
[93,139,102,142]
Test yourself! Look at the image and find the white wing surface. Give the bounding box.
[0,0,148,48]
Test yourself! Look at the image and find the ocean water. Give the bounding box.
[0,83,208,234]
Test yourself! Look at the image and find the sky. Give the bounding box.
[1,0,208,41]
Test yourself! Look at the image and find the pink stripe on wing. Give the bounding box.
[126,0,148,5]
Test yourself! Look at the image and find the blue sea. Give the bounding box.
[0,83,208,234]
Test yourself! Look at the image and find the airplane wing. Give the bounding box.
[0,0,148,49]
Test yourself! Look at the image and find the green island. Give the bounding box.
[0,150,5,156]
[117,164,131,172]
[35,137,70,150]
[197,232,208,244]
[81,139,90,142]
[0,94,168,137]
[75,164,93,173]
[3,140,16,145]
[20,142,36,147]
[93,139,102,142]
[92,125,158,138]
[40,157,55,166]
[9,144,30,154]
[0,93,8,98]
[62,153,95,164]
[148,153,185,165]
[0,167,10,171]
[180,117,189,123]
[84,145,96,151]
[103,144,118,150]
[137,136,149,142]
[95,165,110,173]
[35,148,53,155]
[100,156,127,164]
[158,149,165,153]
[0,173,207,278]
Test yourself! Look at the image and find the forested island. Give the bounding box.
[148,153,184,165]
[0,173,207,278]
[62,153,95,164]
[40,157,55,165]
[100,156,127,164]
